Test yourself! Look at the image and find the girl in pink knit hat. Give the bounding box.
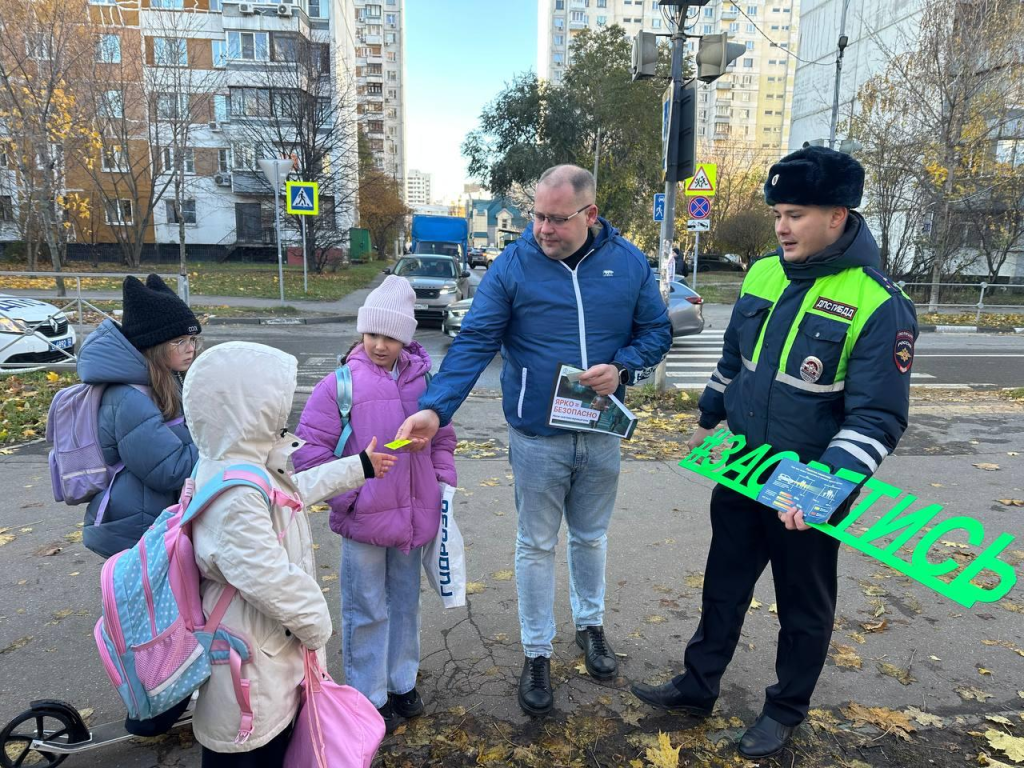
[292,275,458,733]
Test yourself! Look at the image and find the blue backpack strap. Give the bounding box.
[179,463,273,526]
[333,364,353,458]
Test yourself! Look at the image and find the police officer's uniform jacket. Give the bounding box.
[697,211,918,478]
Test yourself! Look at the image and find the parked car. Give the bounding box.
[694,252,746,272]
[468,247,488,269]
[442,297,472,338]
[657,279,705,338]
[0,295,77,371]
[483,247,502,268]
[386,256,471,324]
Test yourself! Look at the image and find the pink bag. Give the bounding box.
[284,649,385,768]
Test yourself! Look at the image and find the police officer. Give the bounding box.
[631,146,918,759]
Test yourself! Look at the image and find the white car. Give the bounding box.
[0,295,77,371]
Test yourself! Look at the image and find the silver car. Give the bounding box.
[387,256,471,324]
[442,297,473,338]
[659,279,705,337]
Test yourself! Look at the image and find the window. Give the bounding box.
[0,150,7,167]
[385,32,396,44]
[212,40,227,67]
[156,93,189,120]
[154,37,188,66]
[596,0,606,6]
[728,22,739,32]
[746,40,754,50]
[651,18,661,28]
[703,24,712,34]
[308,0,324,16]
[555,0,564,7]
[0,196,12,222]
[316,97,330,121]
[232,143,255,170]
[570,10,585,22]
[554,18,564,29]
[747,23,756,32]
[365,82,383,95]
[27,34,51,60]
[99,90,124,118]
[151,0,184,7]
[747,5,757,14]
[271,89,297,117]
[386,50,396,61]
[387,70,397,81]
[101,147,127,172]
[213,94,229,122]
[218,148,230,173]
[97,34,121,63]
[365,4,381,17]
[227,31,269,61]
[105,199,133,225]
[553,34,564,46]
[553,52,564,64]
[385,13,396,25]
[89,0,117,5]
[386,88,396,99]
[230,88,270,117]
[743,58,753,67]
[703,6,714,17]
[160,147,195,174]
[273,35,298,62]
[165,199,197,224]
[209,0,222,10]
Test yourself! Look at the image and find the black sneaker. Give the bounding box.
[518,655,553,716]
[376,699,398,734]
[391,687,425,719]
[575,626,617,680]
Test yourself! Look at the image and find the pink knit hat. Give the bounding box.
[357,274,418,345]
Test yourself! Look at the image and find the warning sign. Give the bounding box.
[286,181,319,215]
[684,164,717,197]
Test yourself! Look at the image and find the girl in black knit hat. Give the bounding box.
[75,273,202,737]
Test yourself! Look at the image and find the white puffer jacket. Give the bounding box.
[183,341,367,753]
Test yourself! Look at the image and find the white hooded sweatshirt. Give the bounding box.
[183,341,366,753]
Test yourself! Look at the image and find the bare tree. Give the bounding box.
[693,142,774,258]
[226,32,359,273]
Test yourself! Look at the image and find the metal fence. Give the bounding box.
[0,272,185,374]
[897,281,1024,321]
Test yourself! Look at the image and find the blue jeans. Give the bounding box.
[340,538,422,708]
[507,426,621,658]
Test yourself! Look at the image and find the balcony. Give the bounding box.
[715,80,732,90]
[230,171,271,196]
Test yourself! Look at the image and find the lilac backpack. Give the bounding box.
[46,383,180,523]
[94,463,300,743]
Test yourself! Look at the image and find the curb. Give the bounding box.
[919,324,1024,334]
[206,314,356,326]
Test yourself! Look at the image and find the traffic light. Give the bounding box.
[695,33,746,83]
[663,80,696,183]
[631,31,658,81]
[838,138,863,154]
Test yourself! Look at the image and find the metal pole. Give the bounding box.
[273,179,285,304]
[828,0,851,149]
[692,230,701,292]
[654,9,687,391]
[593,127,600,189]
[301,216,308,294]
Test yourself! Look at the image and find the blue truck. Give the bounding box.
[410,215,469,269]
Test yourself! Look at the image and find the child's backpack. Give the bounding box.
[46,383,178,521]
[94,463,301,743]
[331,362,431,457]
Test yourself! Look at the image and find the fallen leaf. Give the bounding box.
[645,731,681,768]
[64,530,82,544]
[684,572,704,589]
[35,543,62,556]
[308,504,328,513]
[956,685,993,702]
[985,729,1024,763]
[996,499,1024,507]
[0,529,14,547]
[320,575,337,583]
[940,540,970,549]
[905,706,943,727]
[19,527,32,534]
[479,478,500,487]
[841,702,916,741]
[0,636,32,654]
[930,655,942,661]
[878,662,915,685]
[861,583,888,596]
[987,715,1014,725]
[748,597,762,611]
[477,744,510,764]
[831,644,863,669]
[46,371,60,382]
[861,618,889,633]
[979,666,993,676]
[974,463,1001,471]
[769,603,778,614]
[645,615,667,624]
[492,570,513,581]
[465,582,486,595]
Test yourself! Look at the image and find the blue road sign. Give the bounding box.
[688,195,711,219]
[286,181,319,215]
[653,193,666,222]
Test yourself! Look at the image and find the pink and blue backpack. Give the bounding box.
[94,463,301,743]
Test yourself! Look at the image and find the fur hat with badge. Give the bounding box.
[764,145,865,209]
[357,274,418,346]
[120,273,202,351]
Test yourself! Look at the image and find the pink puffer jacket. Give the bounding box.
[293,341,457,552]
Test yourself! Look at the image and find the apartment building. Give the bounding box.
[788,0,923,151]
[1,0,362,261]
[405,168,431,206]
[536,0,800,153]
[352,0,406,187]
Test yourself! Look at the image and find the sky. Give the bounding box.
[404,0,538,202]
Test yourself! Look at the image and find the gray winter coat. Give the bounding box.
[78,319,197,557]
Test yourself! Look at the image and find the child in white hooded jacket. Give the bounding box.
[182,341,395,768]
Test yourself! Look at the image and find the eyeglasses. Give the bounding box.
[169,335,203,351]
[530,203,594,227]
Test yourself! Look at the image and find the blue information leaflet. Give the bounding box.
[756,458,858,524]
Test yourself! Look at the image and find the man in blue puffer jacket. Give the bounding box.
[398,165,672,716]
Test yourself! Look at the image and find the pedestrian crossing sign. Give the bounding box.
[286,181,319,215]
[684,164,717,197]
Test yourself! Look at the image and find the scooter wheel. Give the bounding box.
[0,708,75,768]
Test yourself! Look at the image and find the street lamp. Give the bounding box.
[258,157,294,304]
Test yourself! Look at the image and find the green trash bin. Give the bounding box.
[349,228,372,263]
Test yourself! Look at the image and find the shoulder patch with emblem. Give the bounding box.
[894,330,914,374]
[863,266,902,296]
[813,296,857,321]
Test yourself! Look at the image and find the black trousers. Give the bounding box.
[673,485,843,726]
[201,724,293,768]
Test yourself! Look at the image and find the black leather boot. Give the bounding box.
[391,687,425,719]
[376,698,398,734]
[738,713,795,758]
[629,681,713,717]
[575,626,617,680]
[518,655,553,716]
